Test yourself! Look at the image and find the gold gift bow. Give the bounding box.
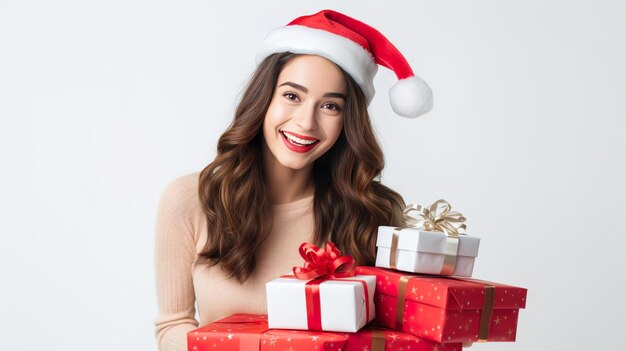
[394,275,496,342]
[389,199,467,275]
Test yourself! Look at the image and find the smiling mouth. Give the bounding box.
[281,131,320,146]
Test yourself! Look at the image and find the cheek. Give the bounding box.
[263,102,282,135]
[266,96,292,121]
[326,119,344,142]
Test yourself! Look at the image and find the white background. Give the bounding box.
[1,1,624,350]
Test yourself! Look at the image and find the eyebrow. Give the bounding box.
[278,81,346,100]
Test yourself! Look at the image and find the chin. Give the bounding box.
[277,159,312,171]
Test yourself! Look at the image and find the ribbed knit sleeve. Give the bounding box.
[154,176,200,351]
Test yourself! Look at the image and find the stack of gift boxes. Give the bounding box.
[188,200,527,351]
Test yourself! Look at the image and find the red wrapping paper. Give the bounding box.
[187,314,347,351]
[345,325,462,351]
[356,266,527,344]
[262,329,347,351]
[188,314,459,351]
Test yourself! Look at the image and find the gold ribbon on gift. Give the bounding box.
[389,199,467,275]
[477,282,495,342]
[395,275,411,329]
[370,329,387,351]
[393,275,496,342]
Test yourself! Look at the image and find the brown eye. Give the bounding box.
[323,103,341,111]
[284,93,300,101]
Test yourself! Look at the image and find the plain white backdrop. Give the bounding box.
[1,1,624,350]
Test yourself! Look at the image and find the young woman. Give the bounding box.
[154,9,433,351]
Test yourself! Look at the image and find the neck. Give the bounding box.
[262,143,315,205]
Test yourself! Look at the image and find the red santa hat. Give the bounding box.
[255,9,433,118]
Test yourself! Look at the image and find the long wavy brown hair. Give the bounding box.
[198,52,405,282]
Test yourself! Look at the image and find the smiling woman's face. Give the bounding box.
[262,54,347,173]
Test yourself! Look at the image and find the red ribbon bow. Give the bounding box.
[284,242,369,331]
[292,242,356,280]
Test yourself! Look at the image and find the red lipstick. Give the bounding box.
[280,131,319,153]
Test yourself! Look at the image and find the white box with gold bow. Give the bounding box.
[375,200,481,277]
[375,227,480,276]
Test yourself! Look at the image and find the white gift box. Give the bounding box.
[266,275,376,332]
[375,226,480,277]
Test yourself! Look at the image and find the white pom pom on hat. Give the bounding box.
[256,9,433,118]
[390,76,433,118]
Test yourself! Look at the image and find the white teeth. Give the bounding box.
[283,132,318,145]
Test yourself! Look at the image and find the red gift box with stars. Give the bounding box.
[188,313,460,351]
[188,314,348,351]
[355,266,527,344]
[345,325,461,351]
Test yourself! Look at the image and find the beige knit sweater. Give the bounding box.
[154,172,316,351]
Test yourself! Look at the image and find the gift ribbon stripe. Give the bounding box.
[370,329,386,351]
[305,277,325,331]
[393,275,496,341]
[478,285,495,341]
[282,275,371,331]
[395,275,410,329]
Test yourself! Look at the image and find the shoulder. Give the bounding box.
[158,172,202,221]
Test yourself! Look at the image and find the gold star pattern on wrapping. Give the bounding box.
[227,333,233,340]
[494,316,502,325]
[506,329,514,337]
[390,333,399,342]
[311,336,319,342]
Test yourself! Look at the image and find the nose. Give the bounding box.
[293,103,319,131]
